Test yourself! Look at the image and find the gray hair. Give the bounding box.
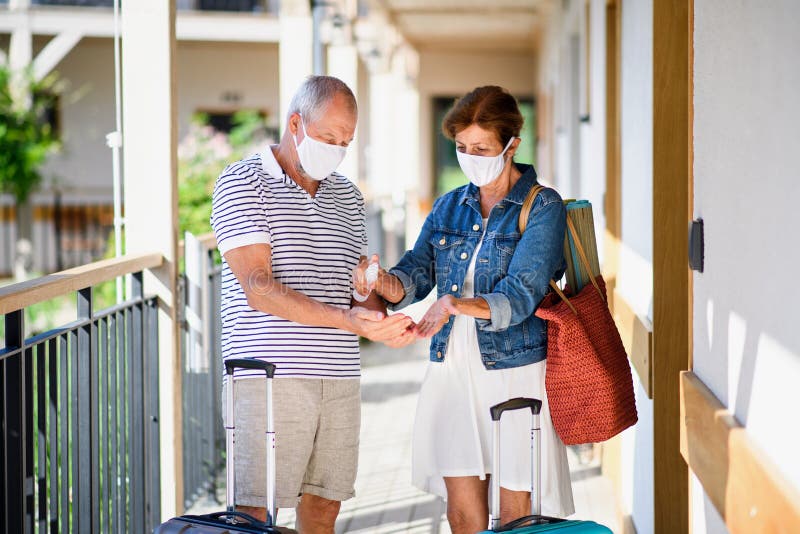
[287,75,357,125]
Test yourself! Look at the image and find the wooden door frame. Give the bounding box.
[652,1,693,533]
[603,0,621,286]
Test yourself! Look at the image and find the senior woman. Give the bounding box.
[354,86,574,532]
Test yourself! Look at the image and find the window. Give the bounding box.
[35,91,61,141]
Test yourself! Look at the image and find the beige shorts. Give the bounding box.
[221,377,361,509]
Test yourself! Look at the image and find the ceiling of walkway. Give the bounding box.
[378,0,550,53]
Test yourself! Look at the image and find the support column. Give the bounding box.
[8,9,31,76]
[121,0,182,519]
[279,0,312,131]
[391,47,420,252]
[327,43,360,183]
[365,41,419,262]
[8,0,33,249]
[652,0,692,532]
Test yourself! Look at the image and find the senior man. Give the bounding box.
[210,75,413,533]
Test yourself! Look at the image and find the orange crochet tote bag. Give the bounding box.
[521,185,638,445]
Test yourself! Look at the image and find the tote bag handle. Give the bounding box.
[518,184,604,314]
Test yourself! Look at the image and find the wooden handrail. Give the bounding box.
[680,371,800,531]
[177,233,216,262]
[196,232,217,249]
[0,252,163,315]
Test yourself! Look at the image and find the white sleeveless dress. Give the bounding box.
[411,220,575,517]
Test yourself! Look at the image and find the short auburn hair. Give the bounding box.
[442,86,524,146]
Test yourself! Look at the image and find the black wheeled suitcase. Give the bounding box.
[479,398,612,534]
[155,358,296,533]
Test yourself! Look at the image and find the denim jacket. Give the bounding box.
[388,164,566,370]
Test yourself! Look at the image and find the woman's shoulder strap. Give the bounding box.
[518,183,546,233]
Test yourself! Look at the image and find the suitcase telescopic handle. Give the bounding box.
[490,397,542,421]
[224,358,277,525]
[225,358,276,378]
[489,397,543,531]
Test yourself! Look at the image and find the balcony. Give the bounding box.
[23,0,277,12]
[0,253,164,531]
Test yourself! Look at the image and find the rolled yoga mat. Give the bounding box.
[563,200,601,293]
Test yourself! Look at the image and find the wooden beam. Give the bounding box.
[195,232,217,250]
[603,0,621,281]
[653,0,693,532]
[0,8,280,42]
[175,11,280,42]
[32,30,82,82]
[0,252,162,315]
[680,371,800,532]
[612,288,653,399]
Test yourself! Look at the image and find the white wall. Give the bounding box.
[692,1,800,532]
[536,0,607,254]
[37,38,280,201]
[417,49,536,201]
[580,0,608,265]
[39,37,117,197]
[176,40,280,139]
[617,0,654,532]
[536,2,654,528]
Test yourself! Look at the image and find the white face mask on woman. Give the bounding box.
[456,136,515,187]
[293,114,347,181]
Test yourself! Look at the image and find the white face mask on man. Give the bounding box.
[293,114,347,181]
[456,136,516,187]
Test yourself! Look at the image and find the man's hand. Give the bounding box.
[382,325,419,348]
[415,295,460,338]
[343,307,413,342]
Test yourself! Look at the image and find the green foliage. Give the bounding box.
[177,110,275,237]
[25,295,73,336]
[0,65,61,203]
[91,111,272,296]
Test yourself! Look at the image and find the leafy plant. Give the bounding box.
[0,65,61,203]
[177,110,275,237]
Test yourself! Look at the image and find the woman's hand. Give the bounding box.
[416,295,460,338]
[353,254,381,297]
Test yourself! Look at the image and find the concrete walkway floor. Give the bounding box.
[189,335,622,533]
[280,337,620,533]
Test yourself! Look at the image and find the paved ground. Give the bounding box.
[189,302,621,532]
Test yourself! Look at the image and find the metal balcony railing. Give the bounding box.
[0,253,163,533]
[180,232,225,510]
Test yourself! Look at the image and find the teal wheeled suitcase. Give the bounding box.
[479,398,612,534]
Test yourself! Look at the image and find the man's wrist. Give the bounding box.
[330,306,349,330]
[352,288,370,302]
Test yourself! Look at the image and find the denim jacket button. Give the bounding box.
[439,238,446,245]
[472,224,480,231]
[436,351,443,359]
[460,252,468,260]
[451,284,458,292]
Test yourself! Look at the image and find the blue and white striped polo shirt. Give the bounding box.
[210,148,366,379]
